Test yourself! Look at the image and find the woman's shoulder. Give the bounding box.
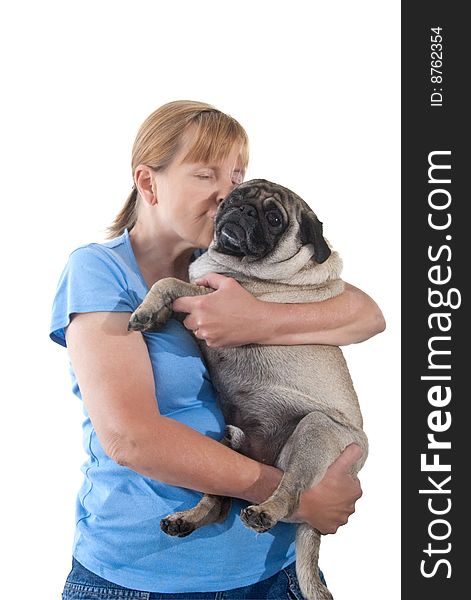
[61,230,143,288]
[50,230,142,347]
[67,230,128,264]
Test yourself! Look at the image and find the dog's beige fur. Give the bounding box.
[128,179,368,600]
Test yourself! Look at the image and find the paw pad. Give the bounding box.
[160,517,195,538]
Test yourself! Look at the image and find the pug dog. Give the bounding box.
[128,179,368,600]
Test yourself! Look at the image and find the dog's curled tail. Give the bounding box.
[295,524,333,600]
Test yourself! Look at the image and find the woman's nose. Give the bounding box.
[218,178,237,203]
[217,188,233,205]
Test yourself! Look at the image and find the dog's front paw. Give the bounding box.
[160,514,196,538]
[128,300,172,332]
[240,505,277,533]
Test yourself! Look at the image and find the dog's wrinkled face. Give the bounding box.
[213,179,289,259]
[213,178,331,264]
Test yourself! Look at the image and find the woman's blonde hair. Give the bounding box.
[106,100,249,238]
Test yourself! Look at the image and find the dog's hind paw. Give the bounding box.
[240,505,276,533]
[160,515,196,538]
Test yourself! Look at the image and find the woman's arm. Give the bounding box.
[65,311,361,533]
[173,273,385,348]
[65,312,275,500]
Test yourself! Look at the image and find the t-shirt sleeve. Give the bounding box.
[49,245,135,348]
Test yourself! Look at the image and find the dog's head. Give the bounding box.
[212,178,331,264]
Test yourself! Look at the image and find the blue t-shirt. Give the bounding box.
[49,228,296,593]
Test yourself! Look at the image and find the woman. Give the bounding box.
[50,100,385,599]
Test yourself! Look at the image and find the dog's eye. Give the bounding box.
[266,210,282,228]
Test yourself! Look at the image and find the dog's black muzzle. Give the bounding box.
[215,203,267,258]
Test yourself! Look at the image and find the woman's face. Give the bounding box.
[151,129,246,249]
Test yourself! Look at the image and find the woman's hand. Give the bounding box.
[292,444,364,534]
[173,273,385,348]
[172,273,265,347]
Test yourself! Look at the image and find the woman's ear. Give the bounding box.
[134,165,157,206]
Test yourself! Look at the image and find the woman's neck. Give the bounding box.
[129,223,195,288]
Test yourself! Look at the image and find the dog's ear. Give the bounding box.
[299,210,331,264]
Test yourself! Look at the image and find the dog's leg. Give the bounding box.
[240,412,366,600]
[160,425,246,537]
[160,494,232,538]
[128,277,213,332]
[240,410,367,532]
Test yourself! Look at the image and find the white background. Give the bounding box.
[0,1,400,598]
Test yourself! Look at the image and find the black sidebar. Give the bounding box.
[402,2,467,598]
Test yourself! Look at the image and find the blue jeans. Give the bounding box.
[62,557,327,599]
